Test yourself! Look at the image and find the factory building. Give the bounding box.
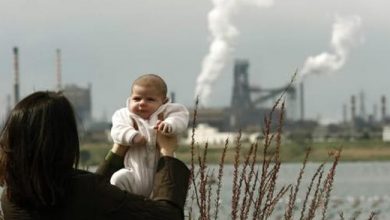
[190,59,297,132]
[62,84,92,126]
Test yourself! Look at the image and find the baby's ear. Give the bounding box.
[163,97,169,104]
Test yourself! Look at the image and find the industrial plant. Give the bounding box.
[190,59,389,143]
[2,47,390,143]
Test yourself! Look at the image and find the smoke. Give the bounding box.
[300,15,363,79]
[195,0,274,106]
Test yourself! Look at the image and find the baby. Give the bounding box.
[110,74,189,196]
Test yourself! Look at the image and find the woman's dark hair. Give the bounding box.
[0,91,80,208]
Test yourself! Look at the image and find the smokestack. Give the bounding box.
[13,47,20,105]
[351,95,356,122]
[56,49,62,91]
[6,94,11,117]
[381,95,386,123]
[373,104,378,123]
[170,92,176,103]
[300,81,304,121]
[359,90,366,121]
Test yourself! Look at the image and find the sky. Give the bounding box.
[1,0,389,124]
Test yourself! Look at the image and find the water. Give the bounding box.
[187,161,390,219]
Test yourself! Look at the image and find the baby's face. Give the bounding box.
[129,85,166,119]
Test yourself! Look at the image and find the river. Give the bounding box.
[186,161,390,219]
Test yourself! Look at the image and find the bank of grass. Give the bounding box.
[79,139,390,166]
[175,139,390,164]
[79,141,111,167]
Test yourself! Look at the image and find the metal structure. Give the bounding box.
[56,49,62,91]
[382,95,387,123]
[231,60,253,109]
[63,84,92,125]
[13,47,20,105]
[230,59,297,130]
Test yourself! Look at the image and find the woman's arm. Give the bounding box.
[95,143,128,179]
[151,131,190,211]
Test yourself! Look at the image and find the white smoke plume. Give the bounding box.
[300,15,363,79]
[195,0,274,106]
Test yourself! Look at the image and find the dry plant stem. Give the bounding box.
[214,138,229,220]
[190,97,199,178]
[339,211,345,220]
[254,97,285,220]
[299,161,325,220]
[265,185,291,218]
[189,97,202,212]
[239,143,256,219]
[252,116,272,219]
[307,165,325,220]
[352,210,362,220]
[188,190,195,219]
[198,143,209,219]
[206,173,213,219]
[197,153,205,219]
[261,162,281,220]
[285,147,311,220]
[321,149,341,220]
[367,211,378,220]
[263,102,286,219]
[231,131,242,220]
[242,142,260,219]
[259,124,275,219]
[237,143,253,213]
[274,101,285,160]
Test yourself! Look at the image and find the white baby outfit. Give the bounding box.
[110,101,189,196]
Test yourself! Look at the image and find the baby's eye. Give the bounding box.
[147,98,156,102]
[133,97,141,101]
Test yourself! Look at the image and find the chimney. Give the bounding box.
[170,91,176,103]
[13,47,20,105]
[6,94,11,117]
[359,90,366,121]
[300,82,304,122]
[56,49,62,91]
[373,104,378,123]
[351,95,356,122]
[381,95,386,123]
[343,103,347,124]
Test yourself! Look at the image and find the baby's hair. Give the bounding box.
[132,74,167,97]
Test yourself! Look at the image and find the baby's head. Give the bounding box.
[128,74,168,119]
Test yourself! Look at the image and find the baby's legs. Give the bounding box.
[110,168,152,197]
[110,168,137,193]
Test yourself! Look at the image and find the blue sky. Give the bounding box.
[1,0,389,123]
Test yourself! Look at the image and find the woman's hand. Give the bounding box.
[156,131,178,157]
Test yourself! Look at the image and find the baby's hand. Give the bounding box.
[132,133,147,146]
[154,120,172,135]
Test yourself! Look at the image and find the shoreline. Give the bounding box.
[80,140,390,166]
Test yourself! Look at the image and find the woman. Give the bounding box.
[0,91,189,220]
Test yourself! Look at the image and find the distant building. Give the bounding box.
[183,123,247,146]
[382,126,390,142]
[62,84,92,126]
